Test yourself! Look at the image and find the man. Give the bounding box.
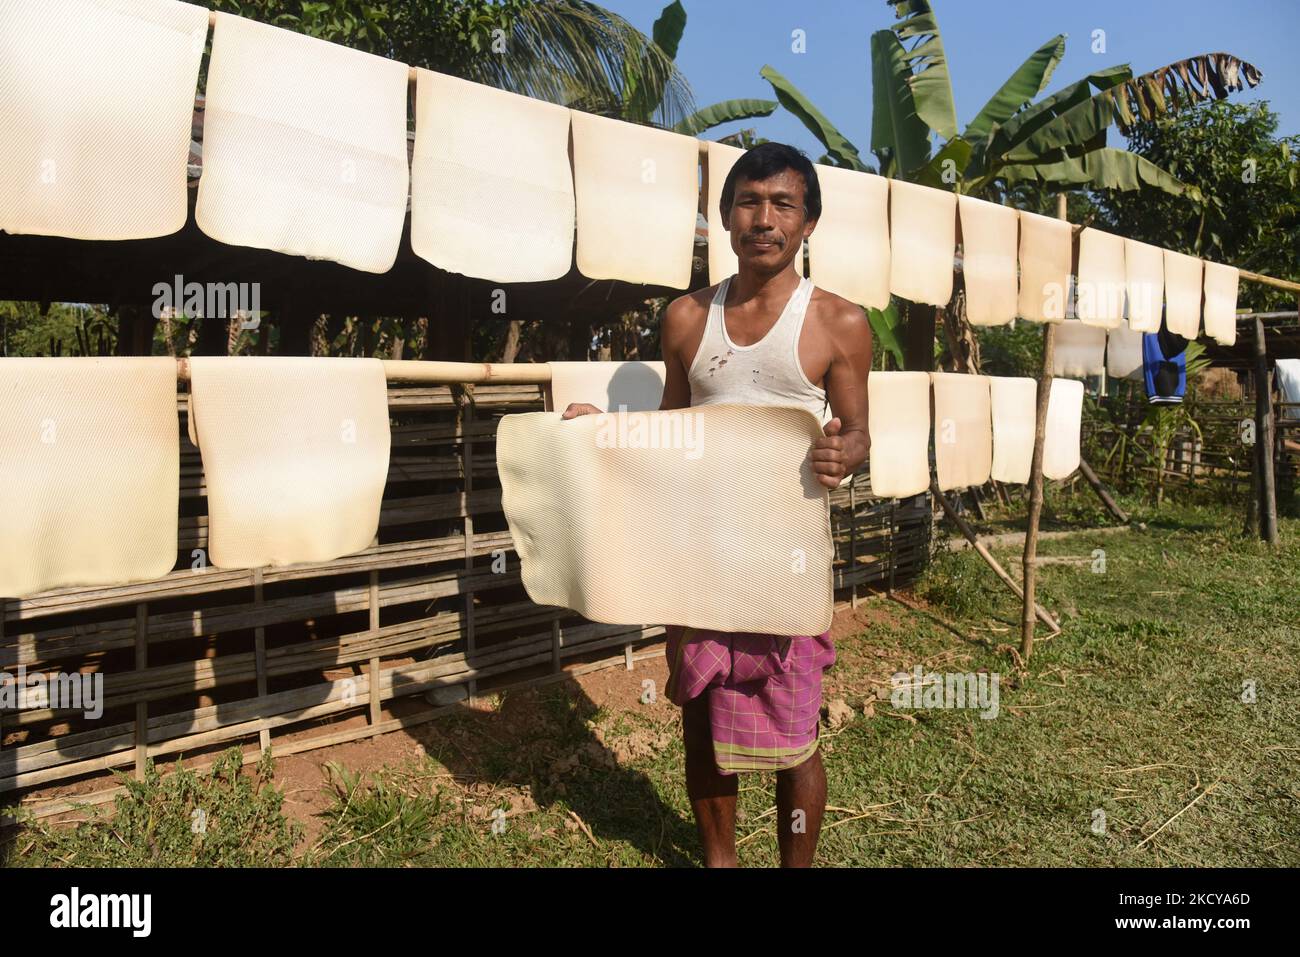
[563,142,872,866]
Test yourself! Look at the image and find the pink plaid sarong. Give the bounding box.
[664,624,836,775]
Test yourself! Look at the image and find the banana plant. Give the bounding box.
[760,0,1262,199]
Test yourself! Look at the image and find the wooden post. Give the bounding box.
[134,603,148,779]
[462,389,478,699]
[368,570,381,726]
[887,499,897,597]
[1020,194,1066,660]
[252,569,271,751]
[1254,317,1280,545]
[1078,458,1129,523]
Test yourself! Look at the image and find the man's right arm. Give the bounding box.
[657,295,693,411]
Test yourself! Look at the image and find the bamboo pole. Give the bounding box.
[134,603,148,779]
[461,389,478,700]
[252,568,270,751]
[1019,195,1066,660]
[1253,317,1280,545]
[1077,458,1129,523]
[368,570,381,726]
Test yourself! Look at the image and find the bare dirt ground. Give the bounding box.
[12,597,924,853]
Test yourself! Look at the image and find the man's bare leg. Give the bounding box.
[775,746,826,867]
[681,694,739,867]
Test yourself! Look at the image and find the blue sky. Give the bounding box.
[601,0,1299,159]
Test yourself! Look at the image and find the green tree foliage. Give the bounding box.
[1094,100,1300,309]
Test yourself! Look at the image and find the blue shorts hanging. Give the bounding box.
[1143,314,1188,405]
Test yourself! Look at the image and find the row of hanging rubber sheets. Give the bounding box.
[496,369,1085,636]
[0,357,390,599]
[0,1,1247,324]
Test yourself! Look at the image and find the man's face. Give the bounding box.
[725,169,815,270]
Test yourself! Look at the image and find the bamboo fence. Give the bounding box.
[0,379,931,804]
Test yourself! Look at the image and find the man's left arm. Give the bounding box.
[810,304,872,489]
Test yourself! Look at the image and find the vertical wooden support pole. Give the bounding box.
[462,390,477,699]
[849,474,859,608]
[551,618,562,674]
[1254,316,1280,545]
[1244,370,1260,536]
[887,500,897,597]
[368,570,381,726]
[1020,194,1066,660]
[252,569,270,752]
[134,602,148,779]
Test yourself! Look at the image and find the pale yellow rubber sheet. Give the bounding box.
[889,180,955,307]
[571,109,699,289]
[808,164,890,309]
[196,12,411,274]
[410,68,574,282]
[1124,237,1165,333]
[546,360,667,413]
[1163,249,1203,339]
[187,357,391,569]
[1203,261,1239,346]
[1017,210,1073,322]
[1053,316,1107,377]
[958,194,1018,326]
[496,404,834,636]
[868,371,932,498]
[0,0,209,239]
[990,375,1037,484]
[706,141,744,286]
[1106,321,1145,379]
[931,372,992,491]
[1076,227,1126,328]
[1043,377,1083,480]
[0,357,179,598]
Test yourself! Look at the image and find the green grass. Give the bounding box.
[5,492,1297,867]
[3,748,301,867]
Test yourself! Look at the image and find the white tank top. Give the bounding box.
[686,274,831,425]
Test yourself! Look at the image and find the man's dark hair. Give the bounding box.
[719,142,822,225]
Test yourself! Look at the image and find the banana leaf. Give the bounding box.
[760,64,868,171]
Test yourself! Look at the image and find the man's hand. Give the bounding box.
[810,417,848,489]
[560,402,603,419]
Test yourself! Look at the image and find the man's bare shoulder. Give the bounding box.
[809,285,870,336]
[661,284,716,341]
